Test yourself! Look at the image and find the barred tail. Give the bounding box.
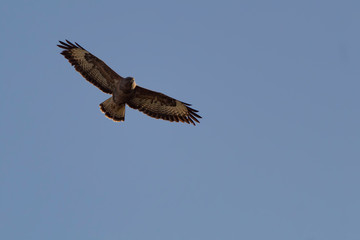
[99,97,126,122]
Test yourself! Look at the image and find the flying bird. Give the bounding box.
[57,40,201,125]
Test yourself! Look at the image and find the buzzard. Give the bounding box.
[57,40,201,125]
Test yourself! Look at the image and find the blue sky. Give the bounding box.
[1,0,360,239]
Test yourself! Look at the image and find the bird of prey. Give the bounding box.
[57,40,201,125]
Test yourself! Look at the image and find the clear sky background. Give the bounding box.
[1,0,360,239]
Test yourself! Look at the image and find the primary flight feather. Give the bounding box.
[57,40,201,125]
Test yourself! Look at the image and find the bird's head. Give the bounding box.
[124,76,136,90]
[118,77,136,92]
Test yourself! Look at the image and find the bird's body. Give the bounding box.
[57,40,201,125]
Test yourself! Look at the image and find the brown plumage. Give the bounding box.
[58,40,201,125]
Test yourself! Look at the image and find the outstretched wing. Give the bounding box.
[58,40,123,94]
[127,86,201,125]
